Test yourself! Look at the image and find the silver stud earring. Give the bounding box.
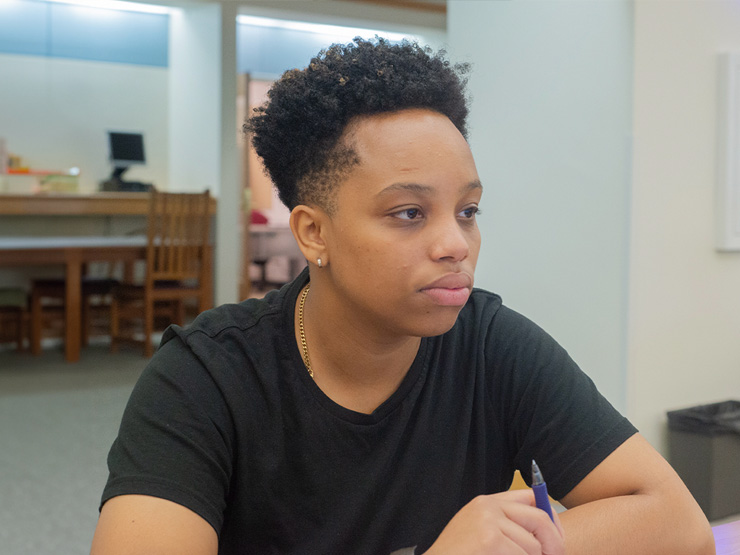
[317,258,323,268]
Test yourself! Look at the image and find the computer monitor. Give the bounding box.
[108,131,145,180]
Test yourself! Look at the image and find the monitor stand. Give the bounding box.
[110,166,129,181]
[99,166,152,192]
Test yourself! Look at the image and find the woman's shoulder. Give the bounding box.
[162,270,309,351]
[175,291,284,343]
[457,286,504,327]
[456,287,552,345]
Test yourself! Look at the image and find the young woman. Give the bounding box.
[92,38,714,555]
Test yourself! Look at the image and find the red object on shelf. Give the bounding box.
[5,169,68,175]
[250,210,268,224]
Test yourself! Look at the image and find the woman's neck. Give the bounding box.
[294,281,421,414]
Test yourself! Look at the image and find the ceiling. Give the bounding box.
[344,0,446,14]
[124,0,447,29]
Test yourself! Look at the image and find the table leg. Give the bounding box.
[200,246,214,311]
[65,252,82,363]
[123,260,135,282]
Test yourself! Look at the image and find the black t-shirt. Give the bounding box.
[101,269,636,554]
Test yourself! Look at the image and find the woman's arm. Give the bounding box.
[424,489,565,555]
[559,433,715,554]
[90,495,218,555]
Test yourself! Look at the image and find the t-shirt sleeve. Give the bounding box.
[100,332,235,534]
[487,305,637,501]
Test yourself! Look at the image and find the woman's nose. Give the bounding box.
[429,217,471,263]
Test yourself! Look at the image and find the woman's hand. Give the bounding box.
[424,490,564,555]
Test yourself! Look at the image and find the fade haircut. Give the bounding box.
[245,37,470,213]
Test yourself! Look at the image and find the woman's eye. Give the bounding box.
[459,206,481,219]
[394,208,422,220]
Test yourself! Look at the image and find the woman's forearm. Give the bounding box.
[560,491,714,555]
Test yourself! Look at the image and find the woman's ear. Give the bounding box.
[289,204,328,267]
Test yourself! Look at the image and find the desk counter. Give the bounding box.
[0,193,217,216]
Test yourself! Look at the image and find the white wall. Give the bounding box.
[448,0,634,411]
[216,2,242,306]
[168,3,242,306]
[628,0,740,452]
[0,53,168,193]
[168,5,221,194]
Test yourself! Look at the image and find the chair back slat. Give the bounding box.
[146,190,211,283]
[112,189,212,356]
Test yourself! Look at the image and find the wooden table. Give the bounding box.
[0,236,147,362]
[0,192,217,216]
[715,519,740,555]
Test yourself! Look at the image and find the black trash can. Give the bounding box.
[667,400,740,521]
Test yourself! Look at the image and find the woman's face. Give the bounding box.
[321,108,482,339]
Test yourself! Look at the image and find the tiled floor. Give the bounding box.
[0,344,146,555]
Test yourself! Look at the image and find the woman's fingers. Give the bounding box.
[425,490,565,555]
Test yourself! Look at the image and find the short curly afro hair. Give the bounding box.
[245,37,470,212]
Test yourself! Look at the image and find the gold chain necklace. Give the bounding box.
[298,283,314,378]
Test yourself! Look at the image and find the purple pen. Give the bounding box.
[531,460,555,522]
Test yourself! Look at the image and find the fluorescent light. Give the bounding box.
[237,15,413,43]
[45,0,173,15]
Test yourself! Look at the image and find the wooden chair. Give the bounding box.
[29,273,119,355]
[0,287,28,352]
[110,190,212,357]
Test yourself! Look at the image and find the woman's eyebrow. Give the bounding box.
[377,180,482,197]
[466,180,483,192]
[376,182,434,197]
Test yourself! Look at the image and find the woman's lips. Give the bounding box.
[420,273,473,306]
[421,286,471,306]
